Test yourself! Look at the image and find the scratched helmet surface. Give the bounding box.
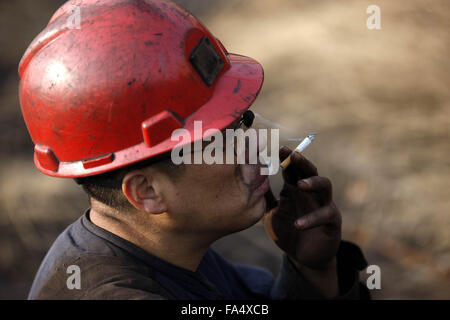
[18,0,264,177]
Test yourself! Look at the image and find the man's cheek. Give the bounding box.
[240,165,261,187]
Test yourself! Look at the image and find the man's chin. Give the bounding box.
[247,197,268,226]
[227,200,267,235]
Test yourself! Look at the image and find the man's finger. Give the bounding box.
[279,146,297,184]
[297,176,332,204]
[290,152,318,177]
[294,203,340,230]
[279,146,292,161]
[281,151,318,184]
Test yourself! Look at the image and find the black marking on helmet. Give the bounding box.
[241,110,255,128]
[189,36,225,87]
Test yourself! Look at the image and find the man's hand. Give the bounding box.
[263,146,342,297]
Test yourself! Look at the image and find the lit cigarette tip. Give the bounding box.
[308,133,316,141]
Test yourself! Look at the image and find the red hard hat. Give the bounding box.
[18,0,263,178]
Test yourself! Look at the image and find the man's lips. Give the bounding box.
[251,176,270,198]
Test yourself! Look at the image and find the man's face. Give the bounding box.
[151,118,270,238]
[158,161,270,238]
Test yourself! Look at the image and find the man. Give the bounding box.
[20,0,369,299]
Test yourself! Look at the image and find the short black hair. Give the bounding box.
[75,153,183,210]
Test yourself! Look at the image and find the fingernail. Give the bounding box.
[299,178,311,187]
[295,219,304,229]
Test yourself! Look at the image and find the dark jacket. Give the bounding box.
[28,211,370,300]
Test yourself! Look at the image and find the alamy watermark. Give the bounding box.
[366,5,381,30]
[170,121,281,176]
[366,264,381,290]
[66,265,81,290]
[67,5,81,30]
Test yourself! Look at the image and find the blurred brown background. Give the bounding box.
[0,0,449,299]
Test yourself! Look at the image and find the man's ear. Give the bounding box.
[122,170,167,214]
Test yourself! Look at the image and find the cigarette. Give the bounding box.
[280,134,316,169]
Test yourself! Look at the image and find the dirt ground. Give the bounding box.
[0,0,449,299]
